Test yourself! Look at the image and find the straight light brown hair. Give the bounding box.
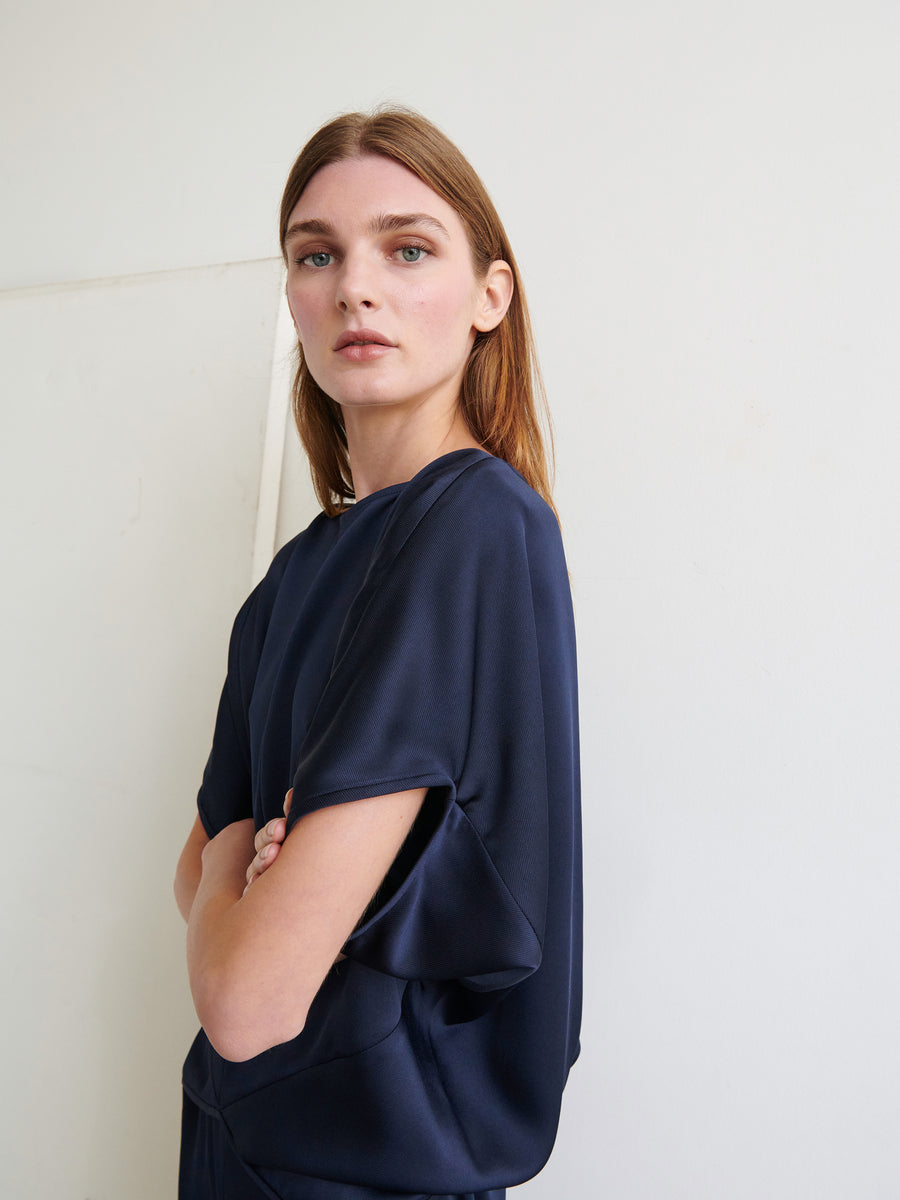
[279,107,554,517]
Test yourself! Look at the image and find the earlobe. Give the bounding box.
[473,260,514,333]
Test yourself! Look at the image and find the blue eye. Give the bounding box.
[398,246,426,263]
[301,251,333,268]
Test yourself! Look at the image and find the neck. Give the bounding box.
[343,402,482,501]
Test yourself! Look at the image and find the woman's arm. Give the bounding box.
[186,788,426,1063]
[174,814,210,923]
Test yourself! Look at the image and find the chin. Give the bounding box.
[331,384,418,411]
[334,394,404,412]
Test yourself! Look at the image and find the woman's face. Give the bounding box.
[284,155,498,419]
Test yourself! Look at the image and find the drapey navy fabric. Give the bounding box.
[181,449,582,1200]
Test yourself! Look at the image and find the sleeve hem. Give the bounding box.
[286,771,456,833]
[196,799,218,840]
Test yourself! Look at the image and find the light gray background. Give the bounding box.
[2,2,898,1197]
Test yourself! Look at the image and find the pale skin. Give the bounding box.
[174,154,513,1063]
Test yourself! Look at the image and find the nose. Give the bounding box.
[335,251,379,312]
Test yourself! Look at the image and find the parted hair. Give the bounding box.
[279,107,553,517]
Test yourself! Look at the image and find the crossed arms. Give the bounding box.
[174,787,426,1062]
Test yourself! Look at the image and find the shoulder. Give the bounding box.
[262,511,333,587]
[428,455,565,582]
[256,508,340,598]
[411,450,560,547]
[371,451,567,609]
[454,453,556,523]
[231,511,334,648]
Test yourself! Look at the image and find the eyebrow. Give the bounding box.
[284,212,451,243]
[370,212,450,238]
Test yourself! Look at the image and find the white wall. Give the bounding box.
[0,261,282,1196]
[2,2,899,1197]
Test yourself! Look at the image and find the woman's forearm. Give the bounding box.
[174,814,210,923]
[185,819,259,1056]
[184,792,425,1063]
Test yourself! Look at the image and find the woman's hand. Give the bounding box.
[244,789,293,894]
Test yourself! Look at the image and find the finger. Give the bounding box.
[246,839,282,883]
[254,817,286,855]
[284,788,293,816]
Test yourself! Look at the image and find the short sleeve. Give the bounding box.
[196,592,258,837]
[287,454,576,993]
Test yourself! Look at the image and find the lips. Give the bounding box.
[333,328,396,351]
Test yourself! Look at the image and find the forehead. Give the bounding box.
[289,155,466,238]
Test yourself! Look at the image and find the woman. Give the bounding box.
[174,107,582,1200]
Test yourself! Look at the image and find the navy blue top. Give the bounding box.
[181,449,582,1199]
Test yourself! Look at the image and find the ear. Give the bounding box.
[473,260,514,333]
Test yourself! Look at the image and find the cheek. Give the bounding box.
[411,281,478,345]
[286,290,319,344]
[286,288,303,330]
